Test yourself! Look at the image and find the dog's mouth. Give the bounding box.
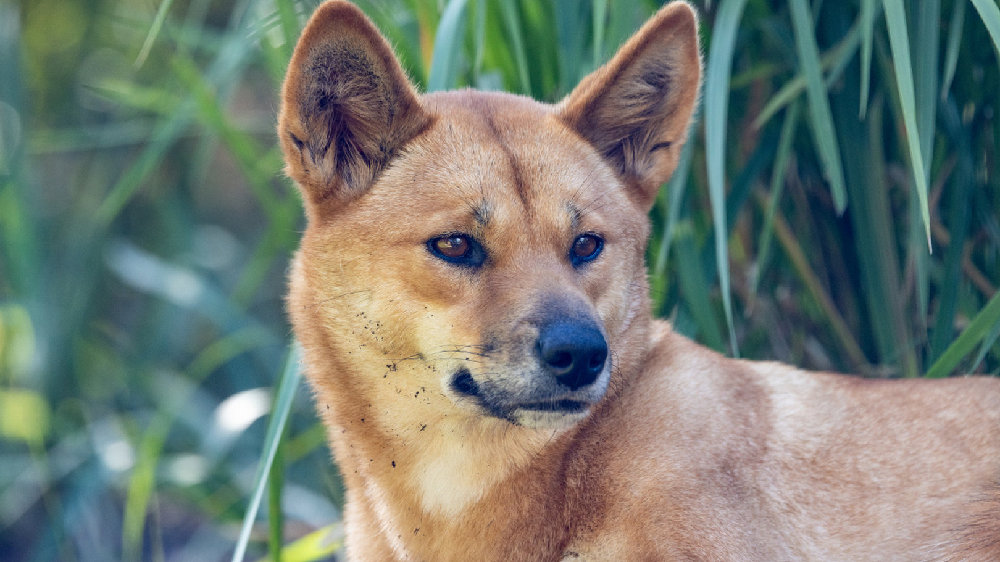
[450,367,594,424]
[514,399,588,413]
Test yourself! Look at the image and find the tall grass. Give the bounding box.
[1,0,998,560]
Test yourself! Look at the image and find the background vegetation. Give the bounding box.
[1,0,998,559]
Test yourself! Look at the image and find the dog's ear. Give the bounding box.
[558,2,701,208]
[278,1,430,207]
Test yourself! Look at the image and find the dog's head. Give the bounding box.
[279,1,700,430]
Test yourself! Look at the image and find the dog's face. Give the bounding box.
[294,93,650,428]
[280,1,700,430]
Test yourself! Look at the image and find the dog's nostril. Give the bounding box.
[537,320,608,391]
[587,349,607,372]
[551,351,573,370]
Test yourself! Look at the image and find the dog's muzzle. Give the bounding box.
[449,315,610,426]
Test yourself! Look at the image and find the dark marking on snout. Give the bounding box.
[451,367,479,397]
[536,319,608,391]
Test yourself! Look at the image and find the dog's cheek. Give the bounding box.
[588,236,648,343]
[382,260,486,350]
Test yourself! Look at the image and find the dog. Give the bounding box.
[277,1,1000,559]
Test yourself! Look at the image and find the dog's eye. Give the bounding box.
[570,234,604,266]
[427,234,486,267]
[435,235,469,258]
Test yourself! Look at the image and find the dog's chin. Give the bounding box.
[510,404,592,429]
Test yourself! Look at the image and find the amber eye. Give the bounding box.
[570,233,603,266]
[427,233,486,268]
[435,235,470,258]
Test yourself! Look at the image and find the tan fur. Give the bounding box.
[278,2,1000,560]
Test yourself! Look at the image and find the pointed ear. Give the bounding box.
[558,2,701,207]
[278,1,430,206]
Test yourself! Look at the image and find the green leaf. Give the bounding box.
[703,0,749,357]
[592,0,608,67]
[652,123,695,280]
[789,0,847,213]
[910,0,940,328]
[427,0,470,92]
[753,19,861,131]
[883,0,932,249]
[134,0,176,68]
[95,0,263,226]
[0,388,49,444]
[913,0,939,180]
[232,342,304,562]
[268,434,286,562]
[926,289,1000,378]
[499,0,531,94]
[940,0,966,100]
[969,0,1000,57]
[124,327,271,560]
[751,101,800,299]
[275,523,344,562]
[674,225,726,352]
[859,0,876,117]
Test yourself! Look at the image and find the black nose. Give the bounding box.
[536,320,608,390]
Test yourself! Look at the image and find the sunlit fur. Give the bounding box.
[279,2,1000,560]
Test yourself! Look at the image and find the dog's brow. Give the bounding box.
[472,202,491,227]
[566,203,582,232]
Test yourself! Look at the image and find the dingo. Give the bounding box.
[277,1,1000,559]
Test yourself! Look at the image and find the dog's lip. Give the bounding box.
[510,399,589,413]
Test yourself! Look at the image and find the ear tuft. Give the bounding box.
[278,1,430,206]
[558,2,701,207]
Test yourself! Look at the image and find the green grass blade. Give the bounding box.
[926,289,1000,378]
[753,20,861,130]
[859,0,875,118]
[278,523,344,562]
[268,433,286,562]
[499,1,531,94]
[134,0,176,68]
[971,318,1000,373]
[169,54,285,216]
[833,77,917,374]
[941,0,966,100]
[789,0,847,213]
[674,225,726,352]
[914,0,939,180]
[911,0,940,327]
[969,0,1000,56]
[883,0,932,249]
[555,0,591,90]
[273,0,300,64]
[929,99,974,361]
[704,0,748,357]
[652,124,696,278]
[96,0,263,226]
[592,0,607,67]
[751,101,800,298]
[123,327,271,560]
[427,0,470,92]
[232,342,303,562]
[472,0,486,79]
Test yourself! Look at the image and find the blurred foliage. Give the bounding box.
[0,0,997,560]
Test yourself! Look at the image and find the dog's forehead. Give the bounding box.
[403,91,624,218]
